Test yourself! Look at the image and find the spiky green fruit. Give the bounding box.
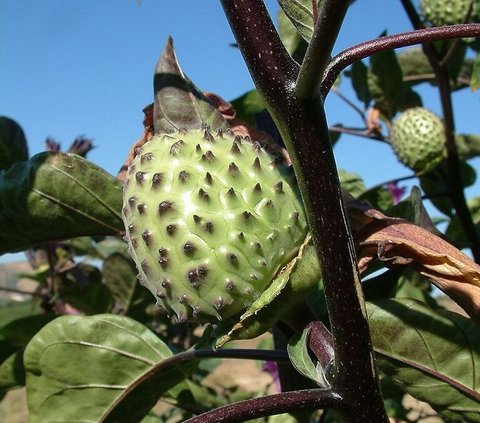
[420,0,472,26]
[122,128,308,323]
[390,107,445,173]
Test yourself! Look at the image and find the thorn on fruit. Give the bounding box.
[179,170,189,183]
[152,173,163,188]
[198,188,210,201]
[135,171,147,184]
[252,157,261,170]
[158,201,174,215]
[202,150,215,162]
[205,172,213,185]
[169,139,184,155]
[166,224,176,236]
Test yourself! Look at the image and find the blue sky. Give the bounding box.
[1,1,479,262]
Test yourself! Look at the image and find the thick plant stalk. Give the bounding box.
[220,0,388,421]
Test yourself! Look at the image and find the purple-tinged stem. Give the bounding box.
[184,389,343,423]
[322,24,480,97]
[220,1,388,421]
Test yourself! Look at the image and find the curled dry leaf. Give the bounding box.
[353,206,480,323]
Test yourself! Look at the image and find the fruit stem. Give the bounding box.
[400,0,480,263]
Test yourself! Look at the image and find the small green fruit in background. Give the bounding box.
[122,128,308,323]
[390,107,445,173]
[420,0,472,26]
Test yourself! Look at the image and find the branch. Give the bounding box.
[221,1,387,421]
[219,0,298,110]
[184,389,342,423]
[296,0,350,98]
[321,23,480,97]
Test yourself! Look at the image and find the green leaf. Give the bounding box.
[368,42,405,120]
[0,301,42,330]
[368,298,480,422]
[359,185,394,211]
[394,268,439,309]
[215,236,321,347]
[420,160,477,216]
[278,6,308,61]
[0,314,56,348]
[95,237,129,259]
[0,116,28,171]
[446,196,480,247]
[338,169,366,198]
[278,0,321,43]
[397,47,433,86]
[387,186,443,237]
[470,52,480,91]
[455,133,480,160]
[153,37,228,133]
[0,152,124,254]
[287,327,319,385]
[102,253,138,312]
[230,90,265,126]
[350,61,371,108]
[55,263,114,314]
[0,349,25,391]
[25,314,194,423]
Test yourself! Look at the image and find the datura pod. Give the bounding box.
[122,127,317,329]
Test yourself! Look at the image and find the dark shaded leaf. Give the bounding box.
[278,0,320,43]
[278,6,308,62]
[362,268,402,302]
[446,196,480,248]
[387,186,443,237]
[395,268,439,309]
[230,90,265,126]
[471,52,479,91]
[102,253,138,312]
[420,160,476,216]
[0,152,123,254]
[0,116,28,170]
[368,299,480,422]
[153,38,228,133]
[456,133,480,160]
[57,263,114,314]
[397,47,433,85]
[0,314,56,348]
[350,61,371,108]
[368,42,405,120]
[95,237,129,258]
[25,314,194,423]
[0,349,25,391]
[359,185,394,211]
[398,86,422,111]
[0,301,42,330]
[338,169,366,198]
[287,326,325,386]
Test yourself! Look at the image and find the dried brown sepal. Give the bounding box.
[204,92,291,165]
[354,211,480,323]
[117,103,154,181]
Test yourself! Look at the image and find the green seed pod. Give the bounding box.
[390,107,445,173]
[122,128,308,323]
[420,0,472,26]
